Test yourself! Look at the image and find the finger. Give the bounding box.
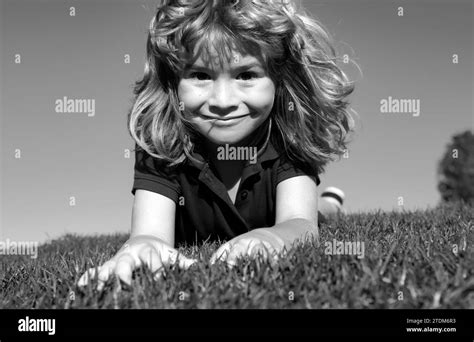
[261,240,281,259]
[176,253,197,269]
[245,239,259,256]
[77,267,99,287]
[114,253,136,287]
[77,260,115,288]
[249,242,269,259]
[258,242,281,265]
[224,242,251,267]
[258,240,277,255]
[95,261,117,291]
[161,247,197,269]
[210,243,232,265]
[97,261,116,282]
[230,239,255,258]
[138,246,163,273]
[138,247,166,281]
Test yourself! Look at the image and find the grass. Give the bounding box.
[0,201,473,309]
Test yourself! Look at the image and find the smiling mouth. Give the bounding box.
[201,113,251,121]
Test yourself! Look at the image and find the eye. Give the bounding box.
[187,71,259,82]
[237,72,258,81]
[189,72,211,81]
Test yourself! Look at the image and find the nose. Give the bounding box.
[207,78,239,114]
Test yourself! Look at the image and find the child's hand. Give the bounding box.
[77,235,196,290]
[209,228,286,267]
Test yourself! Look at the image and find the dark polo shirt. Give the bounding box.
[131,136,324,247]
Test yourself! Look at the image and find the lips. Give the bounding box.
[201,113,251,121]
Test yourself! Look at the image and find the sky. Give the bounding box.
[0,0,472,243]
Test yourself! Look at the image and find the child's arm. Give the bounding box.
[78,190,196,289]
[210,176,318,265]
[130,189,177,246]
[261,175,319,246]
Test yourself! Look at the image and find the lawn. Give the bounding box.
[1,200,473,309]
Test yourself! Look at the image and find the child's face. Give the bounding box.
[178,47,275,146]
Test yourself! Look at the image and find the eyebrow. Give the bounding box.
[185,61,263,71]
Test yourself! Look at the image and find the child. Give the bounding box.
[78,0,356,290]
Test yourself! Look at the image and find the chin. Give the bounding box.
[205,131,248,146]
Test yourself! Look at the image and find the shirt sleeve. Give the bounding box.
[131,144,182,203]
[276,155,321,187]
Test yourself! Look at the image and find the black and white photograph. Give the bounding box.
[0,0,473,338]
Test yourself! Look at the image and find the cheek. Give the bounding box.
[251,82,275,113]
[177,83,202,111]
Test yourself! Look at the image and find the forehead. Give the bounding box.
[191,53,261,68]
[183,37,266,70]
